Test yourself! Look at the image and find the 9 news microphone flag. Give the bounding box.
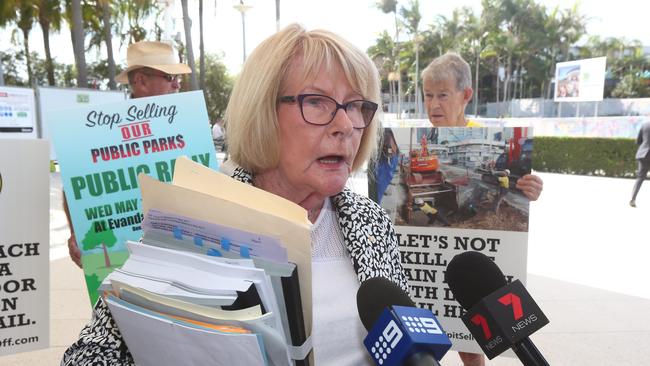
[357,277,452,366]
[445,251,550,366]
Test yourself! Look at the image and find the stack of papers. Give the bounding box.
[102,157,313,366]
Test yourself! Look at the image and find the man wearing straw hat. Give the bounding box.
[116,40,192,98]
[65,41,192,267]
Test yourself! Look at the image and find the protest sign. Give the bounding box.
[50,91,217,303]
[371,127,532,354]
[0,87,37,139]
[38,86,126,159]
[0,139,49,356]
[554,57,606,102]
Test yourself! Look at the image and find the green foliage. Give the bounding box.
[577,36,650,98]
[533,136,638,177]
[200,54,233,122]
[611,74,650,98]
[1,49,77,87]
[81,221,118,251]
[0,49,26,86]
[1,0,647,103]
[399,0,421,36]
[368,30,397,80]
[370,0,650,103]
[116,0,160,44]
[87,59,124,89]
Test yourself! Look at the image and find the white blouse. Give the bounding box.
[310,198,373,365]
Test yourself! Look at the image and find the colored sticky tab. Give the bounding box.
[240,246,250,259]
[207,248,222,257]
[193,236,203,247]
[220,238,231,251]
[173,227,183,240]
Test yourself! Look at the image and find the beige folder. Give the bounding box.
[139,156,313,336]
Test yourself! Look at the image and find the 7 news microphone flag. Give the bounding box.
[445,251,550,366]
[357,277,452,366]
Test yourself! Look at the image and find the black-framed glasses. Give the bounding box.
[140,71,179,83]
[279,94,378,129]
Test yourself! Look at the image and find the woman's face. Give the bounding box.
[272,60,364,202]
[423,77,471,127]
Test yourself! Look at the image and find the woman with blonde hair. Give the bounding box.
[62,24,407,366]
[225,23,408,364]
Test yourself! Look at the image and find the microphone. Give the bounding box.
[356,277,452,366]
[445,251,550,366]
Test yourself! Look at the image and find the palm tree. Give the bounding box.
[434,9,466,54]
[368,31,396,101]
[180,0,198,90]
[482,0,539,103]
[368,30,397,97]
[376,0,402,117]
[459,7,486,115]
[0,0,40,86]
[16,2,39,86]
[99,0,117,89]
[117,0,157,44]
[35,0,63,86]
[70,0,87,87]
[0,1,14,29]
[0,2,21,84]
[540,6,562,100]
[69,0,116,88]
[399,0,421,115]
[542,3,586,99]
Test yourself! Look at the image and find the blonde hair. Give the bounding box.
[421,52,472,91]
[225,23,381,174]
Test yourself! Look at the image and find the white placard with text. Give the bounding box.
[0,139,50,356]
[0,87,37,139]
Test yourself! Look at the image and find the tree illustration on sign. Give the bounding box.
[82,221,117,268]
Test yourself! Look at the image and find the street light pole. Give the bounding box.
[233,1,253,63]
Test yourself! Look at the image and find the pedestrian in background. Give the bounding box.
[630,121,650,207]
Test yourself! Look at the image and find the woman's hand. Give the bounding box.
[68,234,82,268]
[459,351,485,366]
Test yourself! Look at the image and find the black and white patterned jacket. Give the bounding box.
[61,167,408,366]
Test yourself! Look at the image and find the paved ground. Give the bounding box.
[476,172,650,366]
[1,171,649,365]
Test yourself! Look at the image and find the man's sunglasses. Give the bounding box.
[139,70,180,82]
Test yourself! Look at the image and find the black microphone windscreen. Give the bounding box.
[445,251,507,309]
[356,277,415,331]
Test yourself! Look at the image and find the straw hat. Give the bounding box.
[116,41,191,84]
